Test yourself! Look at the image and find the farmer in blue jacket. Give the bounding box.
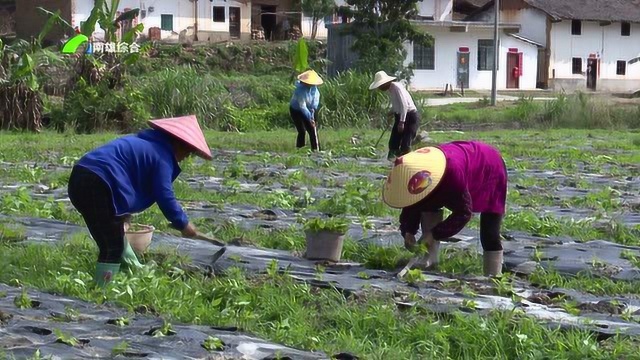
[289,69,323,151]
[67,115,213,287]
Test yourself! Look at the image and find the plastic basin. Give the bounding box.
[124,223,155,253]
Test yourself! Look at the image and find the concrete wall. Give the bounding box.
[418,0,453,21]
[15,0,73,44]
[500,8,547,46]
[549,20,640,92]
[301,15,328,39]
[74,0,251,42]
[404,26,538,90]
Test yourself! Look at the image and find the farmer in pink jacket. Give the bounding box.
[381,141,508,277]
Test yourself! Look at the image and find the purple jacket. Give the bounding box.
[399,141,508,239]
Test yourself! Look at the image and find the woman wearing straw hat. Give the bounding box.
[67,115,213,287]
[290,69,323,151]
[369,70,420,162]
[381,141,508,277]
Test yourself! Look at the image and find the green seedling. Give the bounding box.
[405,269,425,285]
[0,223,27,243]
[0,291,6,298]
[152,320,175,337]
[14,289,33,309]
[301,217,350,234]
[54,329,79,347]
[202,336,225,351]
[462,299,478,310]
[356,271,370,279]
[531,248,544,262]
[111,317,130,327]
[461,285,478,298]
[111,341,130,356]
[266,259,280,278]
[315,264,326,274]
[358,215,375,237]
[620,250,640,268]
[492,274,515,297]
[560,301,581,316]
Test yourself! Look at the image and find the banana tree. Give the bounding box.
[290,37,309,82]
[0,8,70,131]
[69,0,145,89]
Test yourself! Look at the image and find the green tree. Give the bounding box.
[339,0,432,79]
[301,0,336,40]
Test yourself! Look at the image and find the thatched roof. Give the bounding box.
[523,0,640,23]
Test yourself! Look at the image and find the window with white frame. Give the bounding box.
[413,41,435,70]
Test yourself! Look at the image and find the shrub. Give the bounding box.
[52,78,150,133]
[133,67,231,129]
[319,70,388,128]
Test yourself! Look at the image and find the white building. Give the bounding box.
[520,0,640,92]
[327,0,640,92]
[71,0,252,42]
[327,0,540,91]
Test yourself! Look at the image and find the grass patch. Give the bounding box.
[1,237,639,359]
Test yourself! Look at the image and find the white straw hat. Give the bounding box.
[369,70,397,90]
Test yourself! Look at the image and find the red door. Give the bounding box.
[507,52,522,89]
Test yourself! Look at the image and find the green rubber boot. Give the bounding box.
[95,262,120,287]
[120,239,143,270]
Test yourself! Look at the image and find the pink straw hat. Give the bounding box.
[148,115,213,160]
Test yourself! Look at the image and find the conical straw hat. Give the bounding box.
[381,147,447,208]
[369,70,397,90]
[298,70,323,85]
[148,115,213,160]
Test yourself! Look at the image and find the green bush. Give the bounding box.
[133,67,231,129]
[52,78,151,133]
[319,70,388,128]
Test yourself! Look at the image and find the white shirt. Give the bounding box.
[388,82,417,123]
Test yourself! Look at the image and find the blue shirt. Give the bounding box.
[289,80,320,121]
[76,129,189,230]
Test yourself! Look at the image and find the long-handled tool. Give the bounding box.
[192,232,226,247]
[168,224,227,265]
[312,120,320,151]
[191,232,227,266]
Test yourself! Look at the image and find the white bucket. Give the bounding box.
[124,223,155,253]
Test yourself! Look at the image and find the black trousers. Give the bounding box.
[389,110,420,156]
[68,165,127,263]
[480,213,503,251]
[290,106,319,151]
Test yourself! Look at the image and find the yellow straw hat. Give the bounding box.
[298,70,324,86]
[381,147,447,209]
